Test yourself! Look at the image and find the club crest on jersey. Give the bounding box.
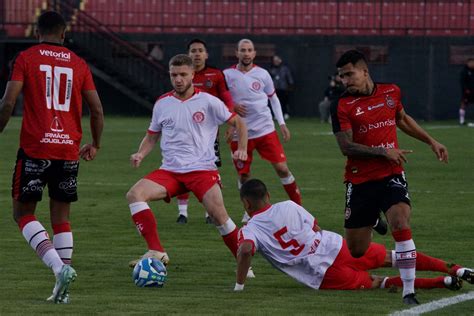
[385,95,395,108]
[251,81,261,91]
[192,111,205,123]
[205,79,213,88]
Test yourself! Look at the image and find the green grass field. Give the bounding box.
[0,117,473,315]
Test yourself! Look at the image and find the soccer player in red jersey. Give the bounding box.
[175,38,236,225]
[331,50,448,305]
[234,179,473,292]
[0,11,104,303]
[126,54,248,270]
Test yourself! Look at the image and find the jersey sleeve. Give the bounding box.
[82,62,96,91]
[331,99,352,133]
[9,53,26,82]
[209,94,234,124]
[216,71,234,111]
[148,101,162,133]
[238,226,257,255]
[394,85,404,112]
[263,70,276,96]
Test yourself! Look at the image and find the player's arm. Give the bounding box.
[396,109,448,163]
[235,241,253,291]
[227,114,248,161]
[268,93,290,142]
[79,90,104,161]
[335,129,411,165]
[0,81,23,132]
[130,131,161,168]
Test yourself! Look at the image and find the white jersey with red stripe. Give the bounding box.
[238,201,343,289]
[148,89,235,173]
[224,65,276,139]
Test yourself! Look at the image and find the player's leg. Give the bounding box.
[231,139,254,223]
[459,98,467,125]
[50,200,73,265]
[200,183,239,258]
[126,171,175,267]
[381,276,462,291]
[176,193,190,224]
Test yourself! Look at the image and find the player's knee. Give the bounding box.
[275,166,290,178]
[125,188,142,203]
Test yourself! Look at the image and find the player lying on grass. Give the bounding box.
[234,179,473,292]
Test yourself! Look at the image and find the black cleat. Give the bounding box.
[205,216,215,225]
[373,216,388,235]
[403,293,419,305]
[445,276,463,291]
[176,215,188,224]
[461,269,474,284]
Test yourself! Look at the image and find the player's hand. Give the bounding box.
[79,144,99,161]
[385,148,413,165]
[234,104,247,117]
[232,149,248,161]
[130,152,144,168]
[280,124,291,142]
[430,141,448,163]
[225,126,235,143]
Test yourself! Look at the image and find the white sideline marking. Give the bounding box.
[390,291,474,315]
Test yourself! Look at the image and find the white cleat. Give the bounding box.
[48,265,76,304]
[247,267,256,278]
[128,250,170,268]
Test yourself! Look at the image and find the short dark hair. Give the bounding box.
[240,179,268,202]
[37,11,66,36]
[169,54,193,67]
[336,50,368,68]
[187,38,207,51]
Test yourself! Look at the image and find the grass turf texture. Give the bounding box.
[0,117,473,314]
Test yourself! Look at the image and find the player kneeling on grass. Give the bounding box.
[126,54,250,272]
[233,179,473,293]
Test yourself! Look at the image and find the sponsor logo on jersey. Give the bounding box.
[372,141,395,149]
[345,207,352,219]
[382,88,395,94]
[192,111,205,123]
[386,95,396,108]
[347,98,361,105]
[367,118,396,131]
[251,81,261,90]
[39,49,71,61]
[236,160,245,169]
[355,107,365,116]
[161,118,174,129]
[359,125,368,133]
[368,103,384,111]
[23,179,44,193]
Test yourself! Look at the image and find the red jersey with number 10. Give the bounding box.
[9,42,96,160]
[332,83,404,184]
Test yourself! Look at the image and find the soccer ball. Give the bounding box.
[132,258,167,288]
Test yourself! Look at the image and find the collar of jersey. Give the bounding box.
[172,88,200,102]
[251,204,272,218]
[40,41,64,47]
[233,63,257,73]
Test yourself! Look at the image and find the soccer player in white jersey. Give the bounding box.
[234,179,473,292]
[223,39,302,223]
[126,54,248,268]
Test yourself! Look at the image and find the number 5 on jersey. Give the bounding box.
[273,226,305,256]
[39,65,73,112]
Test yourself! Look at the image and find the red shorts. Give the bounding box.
[319,241,386,290]
[143,169,221,202]
[230,131,286,175]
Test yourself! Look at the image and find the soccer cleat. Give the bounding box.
[49,265,76,304]
[460,269,474,284]
[205,216,215,225]
[445,276,463,291]
[241,212,250,224]
[373,216,388,235]
[247,267,256,279]
[128,250,170,268]
[176,215,188,224]
[402,293,419,305]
